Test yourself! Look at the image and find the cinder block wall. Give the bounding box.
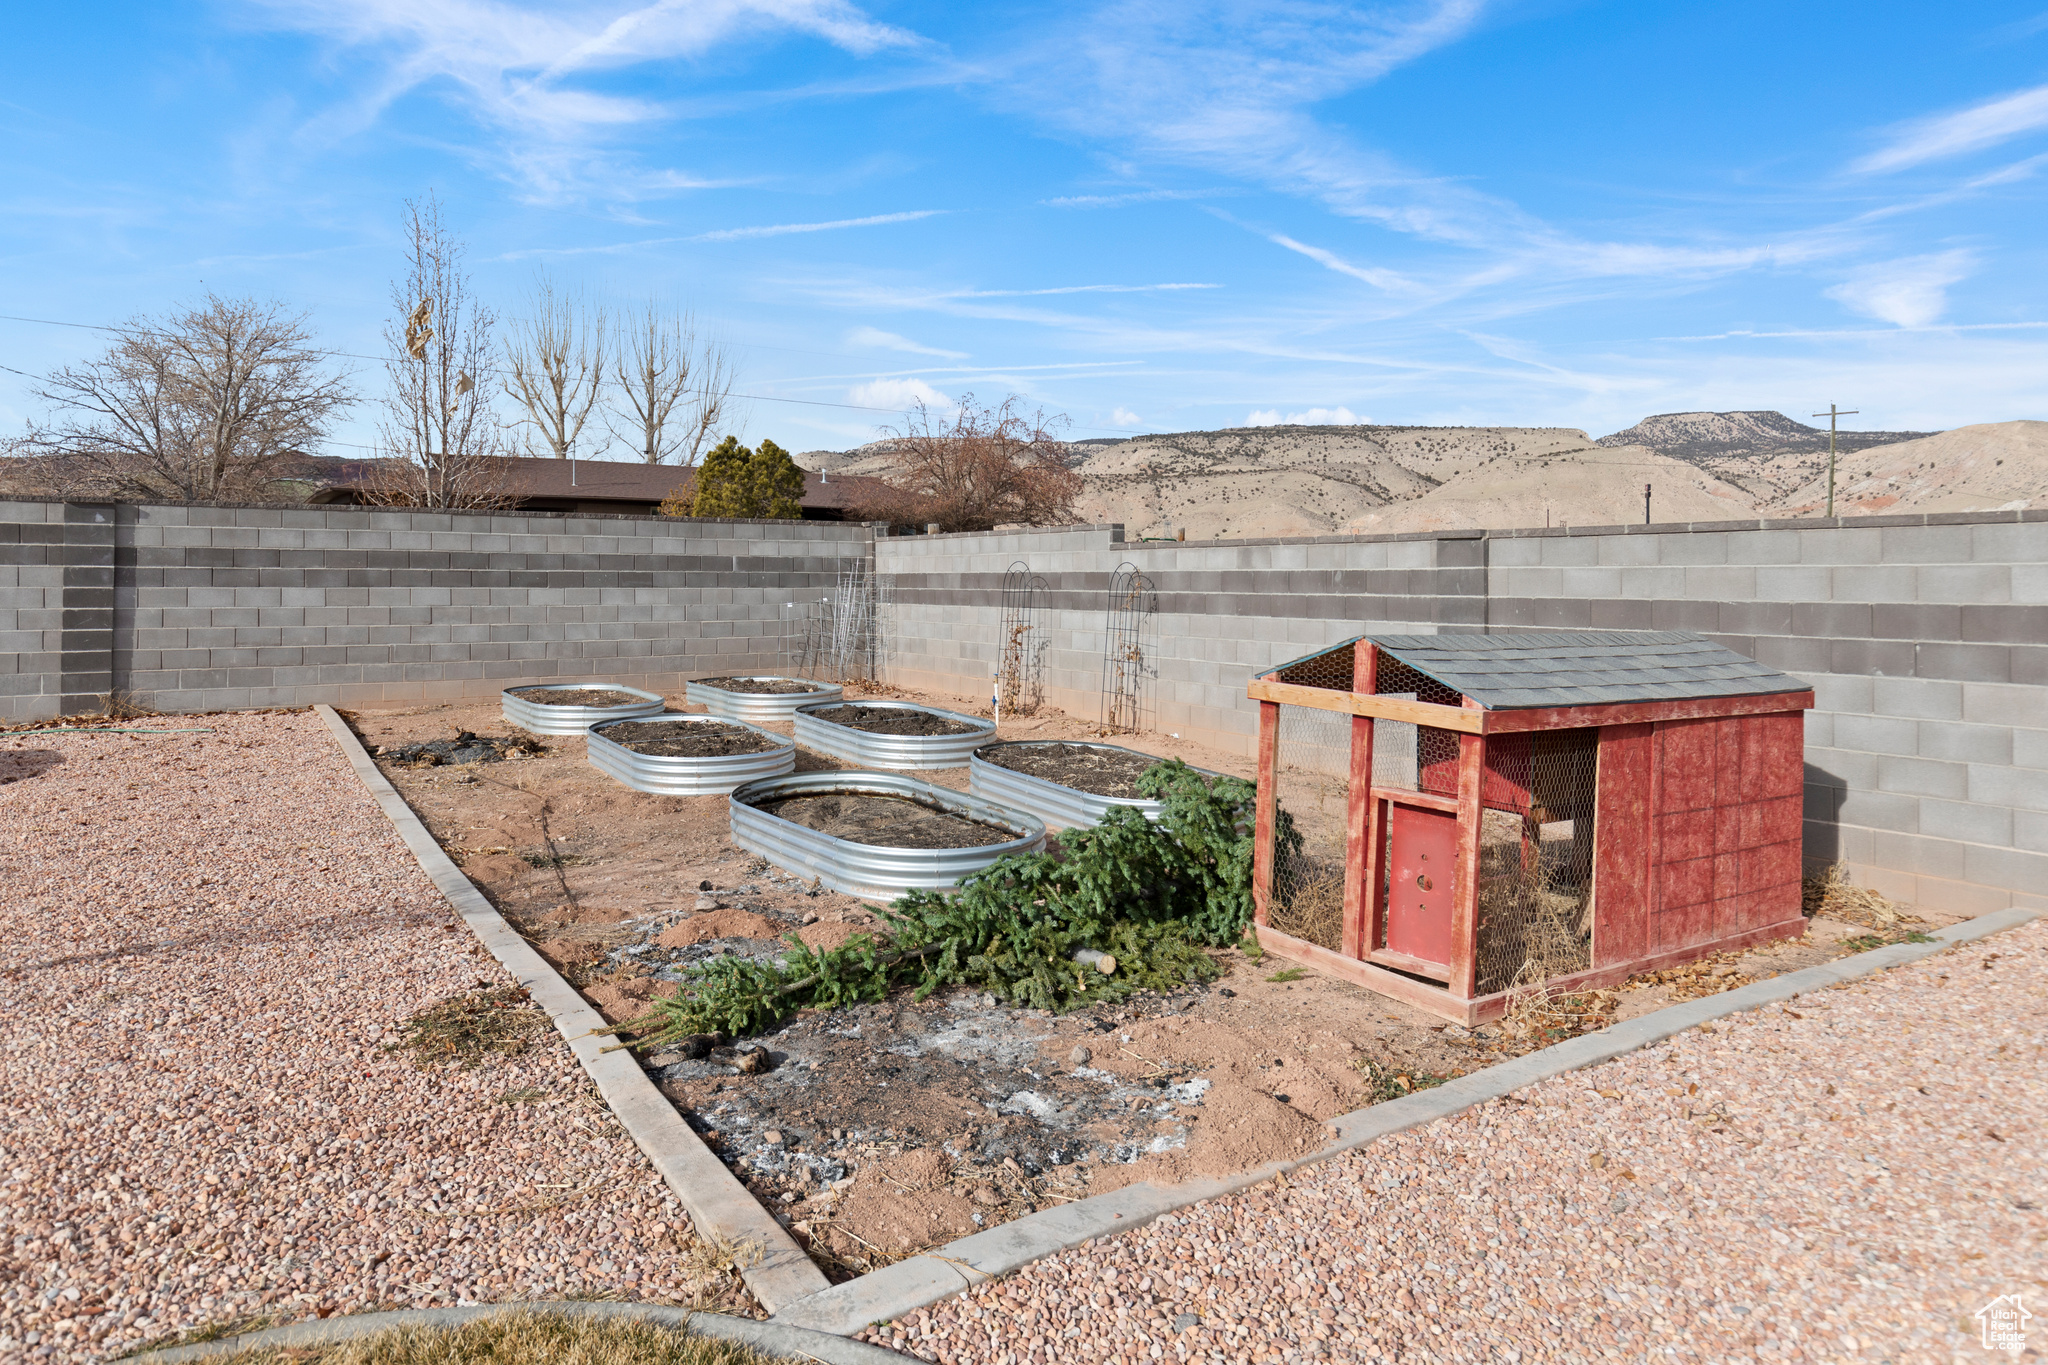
[0,498,871,719]
[877,513,2047,916]
[880,524,1488,745]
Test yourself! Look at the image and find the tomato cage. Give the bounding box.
[1248,631,1815,1024]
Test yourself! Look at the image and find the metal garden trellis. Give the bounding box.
[996,561,1047,720]
[1099,562,1155,733]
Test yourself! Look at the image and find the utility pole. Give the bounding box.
[1812,404,1859,518]
[1644,483,1652,525]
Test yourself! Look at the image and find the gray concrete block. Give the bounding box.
[1962,682,2046,729]
[1873,675,1962,722]
[1918,563,2010,604]
[1875,753,1968,800]
[1969,761,2048,813]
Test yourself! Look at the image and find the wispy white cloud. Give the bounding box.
[946,282,1219,297]
[1824,250,1977,327]
[1852,83,2048,175]
[246,0,924,196]
[1267,233,1417,294]
[1245,405,1359,427]
[1110,406,1140,425]
[691,210,944,241]
[498,209,944,258]
[1042,188,1233,208]
[848,376,950,409]
[847,325,968,358]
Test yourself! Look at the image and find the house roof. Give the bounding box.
[1367,630,1809,710]
[306,455,889,515]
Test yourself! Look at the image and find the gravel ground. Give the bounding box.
[864,920,2048,1364]
[0,713,745,1363]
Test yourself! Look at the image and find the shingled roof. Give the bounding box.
[1367,630,1808,710]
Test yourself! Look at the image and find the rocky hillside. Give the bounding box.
[1596,411,1936,507]
[1773,420,2048,516]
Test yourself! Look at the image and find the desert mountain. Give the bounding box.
[1065,425,1665,539]
[1345,444,1756,536]
[1772,420,2048,516]
[796,412,2038,537]
[798,425,1759,538]
[1596,410,1936,507]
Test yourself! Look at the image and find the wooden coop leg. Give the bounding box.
[1342,644,1378,959]
[1253,699,1279,928]
[1450,724,1484,1000]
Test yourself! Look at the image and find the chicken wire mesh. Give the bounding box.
[1265,702,1353,953]
[1471,729,1599,995]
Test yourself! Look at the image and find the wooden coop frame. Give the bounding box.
[1248,631,1815,1025]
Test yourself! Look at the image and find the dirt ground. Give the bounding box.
[340,682,1955,1283]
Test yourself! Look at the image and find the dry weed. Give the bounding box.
[388,985,548,1070]
[1270,859,1345,952]
[1802,863,1918,929]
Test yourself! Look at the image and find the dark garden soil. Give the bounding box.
[373,730,546,766]
[693,677,829,695]
[600,719,785,758]
[751,791,1017,849]
[340,686,1961,1284]
[508,686,650,707]
[809,704,981,737]
[978,742,1167,799]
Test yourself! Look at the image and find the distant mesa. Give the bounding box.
[790,410,2043,538]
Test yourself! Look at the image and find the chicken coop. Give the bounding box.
[1247,630,1814,1024]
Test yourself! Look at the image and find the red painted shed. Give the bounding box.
[1246,631,1814,1024]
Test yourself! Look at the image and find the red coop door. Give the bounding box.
[1385,803,1459,970]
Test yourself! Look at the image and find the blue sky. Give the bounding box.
[4,0,2048,457]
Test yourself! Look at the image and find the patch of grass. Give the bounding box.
[118,1311,282,1358]
[1264,967,1307,983]
[389,985,548,1070]
[174,1307,798,1365]
[1842,930,1939,953]
[1239,929,1265,961]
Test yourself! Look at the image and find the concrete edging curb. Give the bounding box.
[766,905,2041,1334]
[127,1301,911,1364]
[312,705,832,1313]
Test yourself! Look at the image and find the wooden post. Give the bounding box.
[1252,699,1280,928]
[1341,643,1378,959]
[1448,704,1486,1000]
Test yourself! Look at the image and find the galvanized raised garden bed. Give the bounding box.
[968,740,1222,830]
[501,682,666,735]
[728,770,1045,901]
[792,699,996,770]
[686,675,844,722]
[585,715,796,797]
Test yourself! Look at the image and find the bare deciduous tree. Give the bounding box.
[27,295,353,502]
[368,194,509,509]
[847,393,1081,532]
[503,274,605,458]
[608,301,735,465]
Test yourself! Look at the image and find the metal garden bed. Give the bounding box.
[792,700,996,770]
[501,682,666,735]
[728,770,1045,901]
[968,741,1221,830]
[686,676,844,722]
[586,715,796,797]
